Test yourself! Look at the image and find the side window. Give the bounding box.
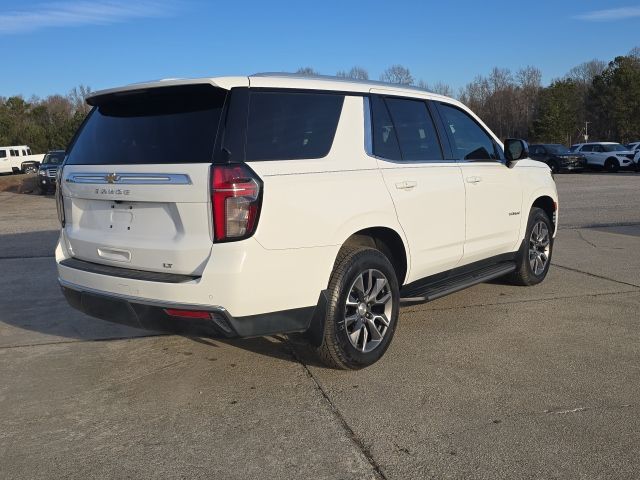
[438,103,499,161]
[22,150,27,156]
[594,145,604,153]
[370,95,401,160]
[384,98,443,161]
[0,150,6,158]
[581,145,593,152]
[245,91,344,161]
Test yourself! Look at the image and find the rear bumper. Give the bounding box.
[60,278,316,338]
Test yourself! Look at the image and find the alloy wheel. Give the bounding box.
[529,221,550,276]
[344,269,392,353]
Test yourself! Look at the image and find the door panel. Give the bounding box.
[379,162,466,281]
[459,162,523,263]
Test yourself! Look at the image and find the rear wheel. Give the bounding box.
[316,246,399,369]
[604,158,620,173]
[507,207,553,286]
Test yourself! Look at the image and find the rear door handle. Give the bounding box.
[395,181,417,190]
[466,176,482,184]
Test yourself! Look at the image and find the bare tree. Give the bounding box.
[296,67,319,76]
[416,80,452,96]
[380,65,413,85]
[336,66,369,80]
[68,85,92,115]
[629,46,640,59]
[565,59,607,84]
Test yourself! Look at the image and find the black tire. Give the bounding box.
[316,246,399,369]
[507,207,554,286]
[604,158,620,173]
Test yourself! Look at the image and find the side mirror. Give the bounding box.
[504,138,529,167]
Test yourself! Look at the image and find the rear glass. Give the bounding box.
[245,92,344,161]
[66,85,227,165]
[43,152,65,165]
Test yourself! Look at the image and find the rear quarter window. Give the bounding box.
[245,91,344,161]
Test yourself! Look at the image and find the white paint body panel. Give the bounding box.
[57,76,558,320]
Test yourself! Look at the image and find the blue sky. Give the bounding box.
[1,0,639,98]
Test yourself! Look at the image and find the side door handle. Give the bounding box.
[395,181,417,190]
[465,176,482,184]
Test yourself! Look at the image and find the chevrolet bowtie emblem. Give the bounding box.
[105,173,119,184]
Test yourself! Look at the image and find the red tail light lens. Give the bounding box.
[211,164,262,242]
[164,309,212,319]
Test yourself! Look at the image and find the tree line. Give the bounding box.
[300,46,640,145]
[1,49,638,155]
[0,85,91,154]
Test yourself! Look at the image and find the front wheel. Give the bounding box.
[316,246,399,369]
[604,158,620,173]
[507,207,553,286]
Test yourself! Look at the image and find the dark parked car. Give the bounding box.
[529,144,587,173]
[37,150,65,194]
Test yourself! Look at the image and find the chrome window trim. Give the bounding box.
[65,172,192,185]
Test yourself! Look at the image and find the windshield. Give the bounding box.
[66,85,227,165]
[43,152,65,165]
[602,144,627,152]
[546,144,571,154]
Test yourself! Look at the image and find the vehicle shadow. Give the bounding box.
[189,334,327,367]
[0,229,325,366]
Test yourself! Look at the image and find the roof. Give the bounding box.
[86,73,459,106]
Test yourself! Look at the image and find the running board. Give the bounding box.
[400,261,516,305]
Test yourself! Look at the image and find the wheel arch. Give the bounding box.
[338,226,409,286]
[531,195,557,232]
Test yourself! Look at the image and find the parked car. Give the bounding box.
[569,142,635,172]
[37,150,65,194]
[529,144,587,173]
[0,145,45,173]
[56,75,558,369]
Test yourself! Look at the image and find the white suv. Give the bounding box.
[56,75,558,368]
[569,142,636,172]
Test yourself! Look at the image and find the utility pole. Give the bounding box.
[584,121,590,142]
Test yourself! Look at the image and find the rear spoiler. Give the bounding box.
[86,77,248,106]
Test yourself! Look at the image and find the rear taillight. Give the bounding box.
[211,164,262,242]
[55,165,65,227]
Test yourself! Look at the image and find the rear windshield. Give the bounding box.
[66,85,227,165]
[43,152,65,165]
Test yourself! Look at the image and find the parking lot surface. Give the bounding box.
[1,172,639,479]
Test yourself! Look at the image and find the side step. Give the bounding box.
[400,261,516,305]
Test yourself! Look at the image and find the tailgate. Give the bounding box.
[62,163,213,276]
